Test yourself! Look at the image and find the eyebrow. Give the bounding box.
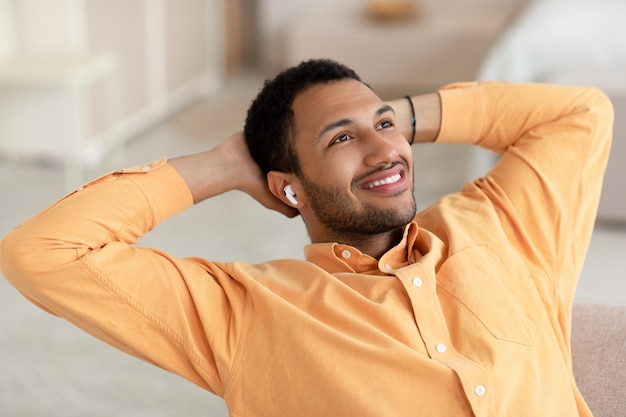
[316,104,395,140]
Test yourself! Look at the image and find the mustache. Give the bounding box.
[351,160,409,186]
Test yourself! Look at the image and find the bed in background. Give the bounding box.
[477,0,626,223]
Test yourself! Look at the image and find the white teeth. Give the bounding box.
[366,173,401,189]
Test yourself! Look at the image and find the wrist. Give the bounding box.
[387,97,416,143]
[407,92,442,144]
[169,145,236,204]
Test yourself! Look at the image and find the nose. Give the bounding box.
[362,129,400,167]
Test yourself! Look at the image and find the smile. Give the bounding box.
[363,173,402,189]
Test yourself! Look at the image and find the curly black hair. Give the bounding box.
[243,59,362,176]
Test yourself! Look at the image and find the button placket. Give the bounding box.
[398,266,456,366]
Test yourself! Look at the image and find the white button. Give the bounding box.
[141,165,151,171]
[436,343,447,353]
[474,385,486,396]
[341,250,351,259]
[412,277,423,287]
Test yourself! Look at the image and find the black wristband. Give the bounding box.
[404,95,416,145]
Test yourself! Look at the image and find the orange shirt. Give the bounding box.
[0,82,613,416]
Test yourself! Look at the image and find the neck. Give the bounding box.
[310,226,405,259]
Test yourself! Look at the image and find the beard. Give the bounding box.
[297,171,417,236]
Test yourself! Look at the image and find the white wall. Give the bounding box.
[256,0,527,72]
[256,0,362,70]
[0,0,225,179]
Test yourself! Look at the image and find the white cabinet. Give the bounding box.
[0,0,225,189]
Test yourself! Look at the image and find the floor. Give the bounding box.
[1,74,625,416]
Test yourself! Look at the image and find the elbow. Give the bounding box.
[586,87,615,134]
[577,86,614,153]
[0,230,71,316]
[0,227,67,298]
[1,229,37,292]
[592,86,614,114]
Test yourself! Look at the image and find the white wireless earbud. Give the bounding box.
[283,184,298,205]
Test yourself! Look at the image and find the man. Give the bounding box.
[0,59,613,416]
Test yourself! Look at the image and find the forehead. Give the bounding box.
[291,79,383,137]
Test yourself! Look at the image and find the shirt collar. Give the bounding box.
[303,221,421,274]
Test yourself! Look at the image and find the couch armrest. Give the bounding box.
[572,302,626,417]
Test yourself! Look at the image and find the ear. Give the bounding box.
[267,171,304,208]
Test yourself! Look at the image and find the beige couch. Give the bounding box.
[572,302,626,416]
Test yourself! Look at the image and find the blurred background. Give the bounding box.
[1,0,625,415]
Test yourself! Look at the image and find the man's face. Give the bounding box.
[291,79,416,235]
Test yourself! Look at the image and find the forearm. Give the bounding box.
[436,81,613,153]
[0,161,193,293]
[169,142,239,204]
[170,132,297,217]
[387,92,442,144]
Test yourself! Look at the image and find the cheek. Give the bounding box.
[317,156,362,189]
[298,147,359,184]
[304,167,354,196]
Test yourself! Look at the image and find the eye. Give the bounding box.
[330,133,351,146]
[376,119,394,130]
